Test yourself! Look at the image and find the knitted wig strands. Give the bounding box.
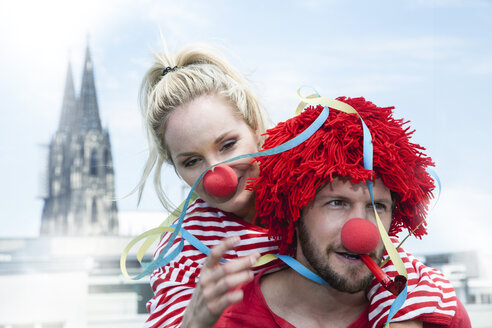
[249,97,435,255]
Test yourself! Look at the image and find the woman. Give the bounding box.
[138,43,278,328]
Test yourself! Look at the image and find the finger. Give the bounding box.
[207,289,245,315]
[204,236,241,268]
[203,269,254,300]
[200,236,242,286]
[201,250,260,287]
[200,252,260,297]
[221,251,261,276]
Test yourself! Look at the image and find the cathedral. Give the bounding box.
[0,44,156,328]
[40,45,118,236]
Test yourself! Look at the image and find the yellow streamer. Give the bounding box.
[254,253,278,267]
[374,211,407,278]
[120,226,180,279]
[295,93,319,115]
[380,218,427,268]
[122,89,409,288]
[295,89,408,279]
[296,89,358,115]
[120,193,198,279]
[136,194,197,262]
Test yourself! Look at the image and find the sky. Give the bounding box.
[0,0,491,255]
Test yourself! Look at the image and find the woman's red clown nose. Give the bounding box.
[203,164,238,198]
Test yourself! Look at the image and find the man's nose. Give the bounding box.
[348,204,367,220]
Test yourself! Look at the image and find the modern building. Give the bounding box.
[420,250,492,327]
[0,236,153,328]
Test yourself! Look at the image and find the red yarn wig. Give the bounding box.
[249,97,435,255]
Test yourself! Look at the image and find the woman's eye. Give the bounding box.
[221,139,237,151]
[183,158,200,168]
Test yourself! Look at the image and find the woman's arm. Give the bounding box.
[182,236,260,328]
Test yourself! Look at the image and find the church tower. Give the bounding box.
[40,46,118,236]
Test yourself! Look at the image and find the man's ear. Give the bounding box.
[389,191,399,229]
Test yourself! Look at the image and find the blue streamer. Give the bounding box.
[166,226,330,284]
[171,226,226,263]
[135,237,184,279]
[135,89,428,328]
[385,284,408,326]
[426,167,442,210]
[135,105,330,278]
[276,255,329,285]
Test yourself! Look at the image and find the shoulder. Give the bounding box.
[423,298,471,328]
[367,244,459,327]
[216,267,292,328]
[182,198,278,257]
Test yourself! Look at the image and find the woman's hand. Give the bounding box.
[182,236,260,328]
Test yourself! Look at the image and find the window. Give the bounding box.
[90,149,98,176]
[91,198,98,223]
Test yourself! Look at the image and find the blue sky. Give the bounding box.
[0,0,491,254]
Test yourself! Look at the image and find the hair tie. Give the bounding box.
[162,66,179,76]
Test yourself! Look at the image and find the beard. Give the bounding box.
[298,218,383,294]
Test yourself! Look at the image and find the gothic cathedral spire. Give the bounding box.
[57,61,76,133]
[40,45,118,236]
[79,45,102,132]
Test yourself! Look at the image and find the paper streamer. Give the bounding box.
[121,97,331,279]
[296,91,407,279]
[119,89,443,327]
[170,225,330,285]
[296,90,410,327]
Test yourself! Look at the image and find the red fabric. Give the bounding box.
[144,198,280,328]
[143,200,462,328]
[367,238,459,327]
[216,268,370,328]
[424,299,471,328]
[249,99,435,254]
[216,268,470,328]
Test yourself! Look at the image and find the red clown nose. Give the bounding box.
[341,218,406,296]
[341,218,379,254]
[203,164,238,198]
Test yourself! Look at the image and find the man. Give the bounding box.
[215,97,471,327]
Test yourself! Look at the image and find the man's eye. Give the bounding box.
[371,203,387,212]
[327,200,344,207]
[183,158,200,168]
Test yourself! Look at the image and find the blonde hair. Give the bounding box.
[137,43,268,212]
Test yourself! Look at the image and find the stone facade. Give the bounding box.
[41,46,118,236]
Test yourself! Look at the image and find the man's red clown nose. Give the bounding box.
[203,164,238,198]
[341,218,379,254]
[341,218,406,296]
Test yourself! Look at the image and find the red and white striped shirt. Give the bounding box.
[367,238,457,327]
[145,198,457,328]
[144,198,280,328]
